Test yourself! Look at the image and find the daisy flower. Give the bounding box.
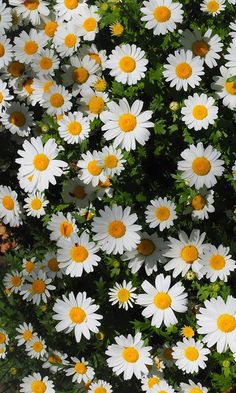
[98,145,126,177]
[42,350,68,373]
[0,185,22,227]
[20,270,55,305]
[65,356,95,384]
[79,44,107,70]
[73,4,100,41]
[92,204,141,255]
[181,93,218,131]
[229,22,236,39]
[54,0,85,22]
[20,373,55,393]
[151,381,175,393]
[182,326,195,339]
[141,371,163,391]
[196,295,236,353]
[0,80,13,111]
[199,244,236,282]
[77,150,106,187]
[100,98,154,151]
[79,88,109,120]
[52,291,103,343]
[0,1,12,33]
[16,136,68,193]
[106,44,148,85]
[47,212,77,242]
[122,232,167,276]
[177,142,225,189]
[136,273,188,328]
[53,23,80,57]
[0,101,34,137]
[42,252,64,279]
[14,76,35,105]
[31,76,54,106]
[13,29,47,64]
[42,84,72,115]
[32,49,60,76]
[62,178,96,207]
[200,0,226,15]
[25,336,47,359]
[15,322,35,346]
[164,229,206,278]
[141,0,183,36]
[22,257,37,276]
[0,344,7,359]
[163,49,204,91]
[58,111,90,144]
[108,280,137,310]
[57,232,100,277]
[172,338,210,374]
[106,332,152,380]
[0,59,27,88]
[24,192,48,218]
[0,36,13,68]
[145,197,177,231]
[9,0,50,25]
[180,29,223,68]
[88,380,113,393]
[211,66,236,110]
[225,41,236,75]
[0,329,9,345]
[110,21,124,37]
[180,380,208,393]
[41,14,59,39]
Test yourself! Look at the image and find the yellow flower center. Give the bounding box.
[0,43,5,57]
[119,56,136,73]
[154,292,172,309]
[104,154,118,169]
[23,330,32,341]
[192,105,208,120]
[31,279,46,294]
[10,112,26,127]
[69,306,86,323]
[44,21,58,37]
[0,333,6,344]
[185,346,199,361]
[118,113,137,132]
[83,17,97,32]
[25,261,35,273]
[217,314,236,332]
[72,185,86,199]
[47,258,59,272]
[8,61,25,77]
[192,157,211,176]
[39,56,52,70]
[23,78,34,94]
[225,82,236,95]
[2,196,14,210]
[31,198,42,210]
[108,220,126,238]
[32,341,43,353]
[94,78,107,92]
[117,288,130,302]
[0,92,3,103]
[43,81,53,93]
[60,221,73,237]
[48,354,62,363]
[89,96,105,114]
[111,23,124,36]
[192,40,209,57]
[50,93,64,108]
[155,206,170,221]
[73,67,89,84]
[189,388,204,393]
[64,0,78,9]
[181,245,199,264]
[137,239,155,256]
[24,0,39,10]
[153,6,171,22]
[191,194,206,210]
[75,362,87,374]
[207,0,220,12]
[87,160,102,176]
[71,245,88,263]
[31,380,46,393]
[24,41,38,55]
[209,254,226,270]
[33,153,50,171]
[122,347,139,363]
[148,376,160,388]
[11,276,21,287]
[64,33,77,48]
[94,388,106,393]
[182,326,195,338]
[176,63,192,79]
[89,53,101,64]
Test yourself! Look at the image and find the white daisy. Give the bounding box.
[211,66,236,110]
[52,291,103,343]
[42,350,68,374]
[77,150,106,187]
[136,273,188,328]
[0,59,28,89]
[73,4,100,41]
[25,336,47,359]
[62,178,96,208]
[196,295,236,353]
[24,192,48,218]
[177,142,225,189]
[163,49,204,91]
[172,338,210,374]
[199,244,236,282]
[58,111,90,144]
[122,232,167,276]
[200,0,226,15]
[92,204,141,255]
[54,0,85,22]
[13,29,47,64]
[229,22,236,39]
[151,381,175,393]
[145,197,177,231]
[14,76,35,105]
[65,356,95,384]
[184,188,215,220]
[42,84,72,115]
[0,185,22,227]
[22,257,37,276]
[225,41,236,75]
[47,212,77,242]
[98,145,126,177]
[141,371,163,391]
[181,93,218,131]
[79,44,107,70]
[41,14,59,39]
[0,329,9,345]
[0,80,13,111]
[106,44,148,85]
[79,88,109,120]
[20,270,55,305]
[15,322,35,346]
[180,380,208,393]
[10,0,49,25]
[0,1,12,33]
[42,252,64,279]
[88,380,113,393]
[100,98,154,151]
[105,332,153,380]
[31,76,54,106]
[108,280,137,310]
[32,49,60,76]
[0,101,34,137]
[53,23,80,57]
[141,0,183,36]
[0,344,7,359]
[0,36,13,68]
[20,373,55,393]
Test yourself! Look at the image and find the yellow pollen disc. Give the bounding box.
[192,105,208,120]
[0,348,5,354]
[209,254,226,270]
[8,61,25,77]
[24,0,39,10]
[89,53,101,64]
[11,276,21,286]
[192,40,209,57]
[43,81,53,93]
[94,388,106,393]
[10,112,26,127]
[31,380,46,393]
[44,21,58,37]
[118,113,137,132]
[104,154,118,169]
[207,0,220,12]
[48,354,62,363]
[0,333,6,344]
[111,23,124,36]
[31,279,46,294]
[23,330,32,341]
[148,376,160,388]
[191,194,206,211]
[159,391,168,393]
[2,195,14,210]
[189,388,204,393]
[94,78,107,92]
[0,92,3,103]
[75,362,87,374]
[33,153,49,171]
[185,346,199,361]
[192,157,211,176]
[50,93,64,108]
[32,341,43,352]
[155,206,170,221]
[68,121,82,135]
[24,40,38,55]
[69,306,86,323]
[182,326,195,338]
[64,33,76,48]
[71,245,88,263]
[153,6,171,22]
[225,82,236,95]
[39,57,52,70]
[73,67,89,84]
[119,56,136,73]
[122,347,139,363]
[181,245,198,264]
[108,220,126,238]
[217,314,236,332]
[25,261,35,273]
[0,43,5,57]
[154,292,172,309]
[163,347,173,360]
[137,239,155,256]
[60,221,73,237]
[83,17,97,32]
[47,258,59,272]
[87,160,102,176]
[117,288,130,302]
[176,62,192,79]
[31,198,42,210]
[64,0,78,10]
[99,177,111,188]
[72,185,86,199]
[23,78,34,94]
[89,96,105,114]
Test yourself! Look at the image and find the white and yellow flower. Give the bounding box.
[211,66,236,110]
[199,244,236,282]
[47,212,77,242]
[98,145,126,177]
[62,178,96,207]
[145,197,177,231]
[42,84,72,115]
[0,1,12,33]
[32,48,60,76]
[0,329,9,346]
[172,338,210,373]
[0,80,13,111]
[0,36,13,68]
[13,28,47,64]
[20,270,55,305]
[42,350,68,373]
[79,88,109,120]
[65,357,95,384]
[180,380,208,393]
[31,76,54,106]
[55,0,84,21]
[0,185,22,227]
[22,257,37,276]
[0,344,7,359]
[79,44,107,70]
[88,380,113,393]
[108,280,137,310]
[200,0,225,15]
[77,150,106,187]
[3,271,24,295]
[20,373,55,393]
[53,23,80,57]
[1,101,34,137]
[58,111,90,144]
[25,336,47,359]
[9,0,50,25]
[24,192,48,218]
[181,93,218,131]
[15,322,35,346]
[73,4,100,41]
[184,188,215,220]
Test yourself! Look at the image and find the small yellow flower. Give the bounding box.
[110,22,124,37]
[94,78,108,92]
[169,101,179,111]
[185,271,196,280]
[181,326,195,338]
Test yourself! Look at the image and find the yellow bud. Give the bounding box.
[185,271,196,280]
[40,305,47,312]
[100,3,109,11]
[9,346,14,352]
[96,331,105,340]
[169,101,179,111]
[10,367,17,375]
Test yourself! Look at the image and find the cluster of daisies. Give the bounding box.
[0,0,236,392]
